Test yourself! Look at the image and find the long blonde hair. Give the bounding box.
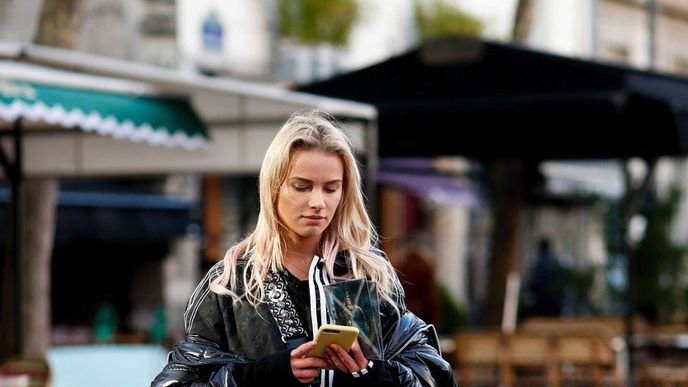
[210,109,403,312]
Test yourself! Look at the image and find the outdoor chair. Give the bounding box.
[554,335,624,387]
[0,357,51,387]
[454,329,505,387]
[638,364,688,387]
[503,333,555,387]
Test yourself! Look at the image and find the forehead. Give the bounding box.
[287,149,344,179]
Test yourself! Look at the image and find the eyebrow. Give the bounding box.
[288,177,342,185]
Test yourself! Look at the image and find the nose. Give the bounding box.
[308,189,325,209]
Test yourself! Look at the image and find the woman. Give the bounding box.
[151,110,457,387]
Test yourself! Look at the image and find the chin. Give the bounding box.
[297,228,325,239]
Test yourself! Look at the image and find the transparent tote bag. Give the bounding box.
[323,278,384,360]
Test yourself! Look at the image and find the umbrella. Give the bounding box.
[297,37,688,383]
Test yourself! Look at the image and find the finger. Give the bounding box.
[291,341,317,359]
[293,368,320,383]
[296,356,329,370]
[325,347,346,371]
[330,344,360,372]
[291,342,326,382]
[350,338,369,369]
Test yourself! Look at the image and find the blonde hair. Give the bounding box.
[210,109,403,312]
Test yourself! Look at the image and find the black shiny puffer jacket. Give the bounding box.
[151,254,457,387]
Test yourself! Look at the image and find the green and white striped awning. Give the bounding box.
[0,78,208,150]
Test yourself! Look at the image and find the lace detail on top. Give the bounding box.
[263,271,308,343]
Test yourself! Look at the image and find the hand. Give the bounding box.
[324,338,369,374]
[290,341,331,384]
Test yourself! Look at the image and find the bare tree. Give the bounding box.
[1,0,84,362]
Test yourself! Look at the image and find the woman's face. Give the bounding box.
[277,149,344,244]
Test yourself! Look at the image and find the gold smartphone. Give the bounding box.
[307,324,360,358]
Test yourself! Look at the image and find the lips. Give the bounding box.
[303,215,326,224]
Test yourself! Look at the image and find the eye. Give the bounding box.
[292,184,310,192]
[324,185,340,193]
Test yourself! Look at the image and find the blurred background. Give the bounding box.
[1,0,688,386]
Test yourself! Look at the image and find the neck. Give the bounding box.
[284,248,318,263]
[283,253,314,280]
[283,239,320,280]
[284,234,320,260]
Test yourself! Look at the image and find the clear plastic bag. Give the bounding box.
[323,278,384,360]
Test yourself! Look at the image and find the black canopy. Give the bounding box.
[299,37,688,161]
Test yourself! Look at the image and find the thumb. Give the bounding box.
[291,341,317,358]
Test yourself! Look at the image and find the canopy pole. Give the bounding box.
[625,243,637,387]
[620,157,656,387]
[13,118,24,357]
